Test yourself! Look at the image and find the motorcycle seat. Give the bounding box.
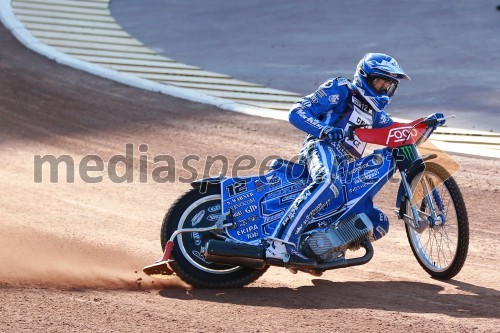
[269,159,309,179]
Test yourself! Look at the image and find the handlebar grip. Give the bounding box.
[347,124,365,140]
[423,118,438,127]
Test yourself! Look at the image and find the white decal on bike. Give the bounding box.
[363,168,379,180]
[192,232,202,246]
[236,224,258,236]
[191,210,205,226]
[279,193,298,203]
[208,204,221,213]
[232,210,243,218]
[191,250,207,263]
[206,214,220,222]
[230,192,254,203]
[226,180,248,197]
[386,126,419,145]
[266,183,305,199]
[248,215,258,222]
[263,211,285,224]
[376,225,387,237]
[265,175,281,186]
[335,167,393,223]
[349,181,371,193]
[244,205,258,213]
[229,198,256,210]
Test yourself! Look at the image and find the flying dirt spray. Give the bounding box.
[0,226,187,290]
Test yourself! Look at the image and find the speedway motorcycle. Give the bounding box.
[143,116,469,288]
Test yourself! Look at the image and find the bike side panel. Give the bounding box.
[221,149,396,244]
[310,148,396,224]
[221,170,308,244]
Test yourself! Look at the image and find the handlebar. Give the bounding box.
[347,115,454,147]
[422,115,455,127]
[349,115,454,139]
[347,124,368,140]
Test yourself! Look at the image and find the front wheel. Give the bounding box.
[161,186,268,288]
[404,162,469,280]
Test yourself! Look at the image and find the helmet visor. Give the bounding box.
[370,76,398,97]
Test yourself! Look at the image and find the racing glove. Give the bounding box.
[424,113,446,127]
[321,126,344,142]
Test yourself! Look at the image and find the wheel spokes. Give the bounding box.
[409,172,459,272]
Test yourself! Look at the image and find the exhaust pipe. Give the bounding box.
[201,240,266,269]
[315,240,374,270]
[202,239,373,271]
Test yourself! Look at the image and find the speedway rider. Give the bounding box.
[266,53,445,267]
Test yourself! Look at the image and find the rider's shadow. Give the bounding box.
[159,279,500,319]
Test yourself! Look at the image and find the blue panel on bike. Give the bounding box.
[306,149,396,224]
[342,149,395,201]
[221,151,396,243]
[221,162,309,244]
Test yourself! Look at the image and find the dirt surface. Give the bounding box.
[0,24,499,333]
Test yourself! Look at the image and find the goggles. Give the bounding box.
[370,76,398,97]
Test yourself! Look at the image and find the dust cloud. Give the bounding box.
[0,227,187,290]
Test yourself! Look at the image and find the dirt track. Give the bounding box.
[1,25,499,332]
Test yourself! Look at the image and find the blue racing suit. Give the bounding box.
[271,77,391,247]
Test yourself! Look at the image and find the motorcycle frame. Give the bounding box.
[183,120,440,243]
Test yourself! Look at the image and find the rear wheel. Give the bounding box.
[405,162,469,280]
[161,186,268,288]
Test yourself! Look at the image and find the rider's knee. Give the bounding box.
[310,175,344,201]
[311,170,330,184]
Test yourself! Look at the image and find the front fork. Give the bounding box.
[398,171,445,233]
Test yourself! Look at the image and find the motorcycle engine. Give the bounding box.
[300,213,374,263]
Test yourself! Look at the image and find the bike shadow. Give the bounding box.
[158,278,500,319]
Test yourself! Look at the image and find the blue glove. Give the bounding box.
[321,126,344,141]
[424,113,446,127]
